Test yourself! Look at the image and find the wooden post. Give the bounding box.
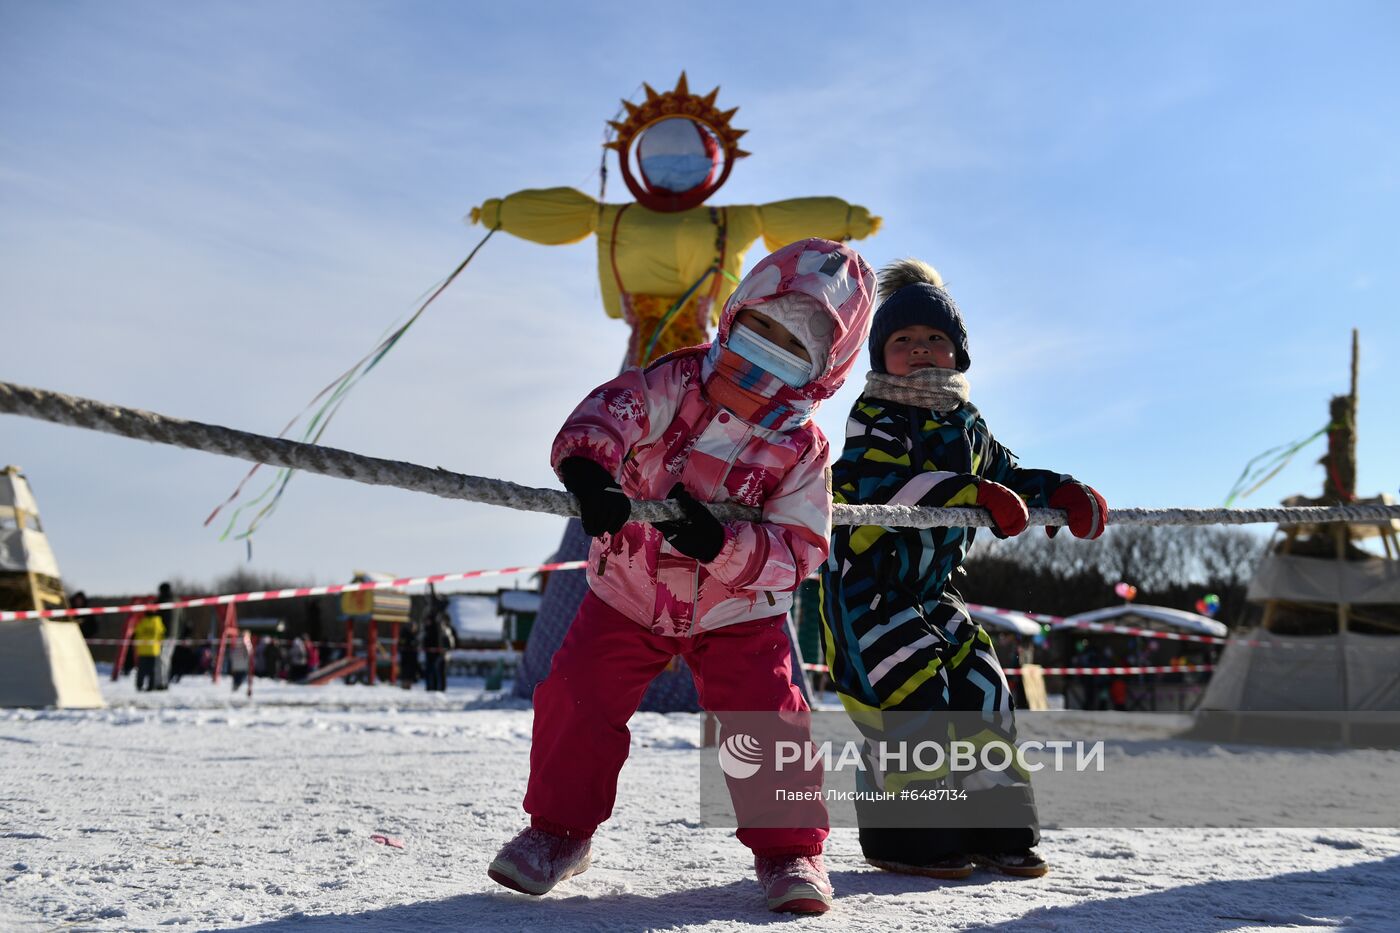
[1322,330,1359,505]
[211,603,239,684]
[367,622,378,686]
[1350,328,1359,409]
[110,612,141,682]
[390,621,401,685]
[1338,329,1358,738]
[1019,664,1050,711]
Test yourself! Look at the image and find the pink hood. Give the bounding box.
[714,237,876,402]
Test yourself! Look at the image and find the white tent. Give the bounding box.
[448,594,504,644]
[1201,629,1400,711]
[1199,492,1400,714]
[0,466,105,709]
[1058,604,1229,639]
[967,606,1043,637]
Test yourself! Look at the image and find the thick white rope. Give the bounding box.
[5,380,1398,530]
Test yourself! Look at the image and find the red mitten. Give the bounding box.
[976,480,1030,539]
[1047,481,1108,539]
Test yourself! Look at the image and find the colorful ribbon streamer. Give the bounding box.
[1222,422,1332,506]
[204,225,500,544]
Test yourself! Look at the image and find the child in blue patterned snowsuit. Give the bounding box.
[819,259,1108,879]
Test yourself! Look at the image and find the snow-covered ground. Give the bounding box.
[3,675,1399,932]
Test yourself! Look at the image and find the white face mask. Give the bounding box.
[726,324,812,388]
[750,294,831,380]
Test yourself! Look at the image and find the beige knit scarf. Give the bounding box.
[863,367,971,412]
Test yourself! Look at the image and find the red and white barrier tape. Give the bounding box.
[7,563,1226,657]
[0,560,588,621]
[78,638,505,655]
[1007,664,1216,676]
[800,662,1215,677]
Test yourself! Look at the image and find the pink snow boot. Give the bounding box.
[754,853,834,914]
[488,827,592,896]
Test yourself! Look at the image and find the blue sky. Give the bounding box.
[3,1,1397,595]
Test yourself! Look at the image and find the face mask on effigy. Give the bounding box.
[725,325,813,388]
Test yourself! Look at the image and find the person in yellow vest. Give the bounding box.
[133,610,165,692]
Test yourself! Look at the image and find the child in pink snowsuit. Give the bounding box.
[489,238,876,914]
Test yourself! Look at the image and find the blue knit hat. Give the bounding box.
[867,282,971,373]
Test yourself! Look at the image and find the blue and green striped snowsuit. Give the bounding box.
[820,396,1066,863]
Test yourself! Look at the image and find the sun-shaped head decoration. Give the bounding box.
[605,73,750,213]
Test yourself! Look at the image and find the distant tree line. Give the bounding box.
[167,567,312,598]
[957,525,1271,629]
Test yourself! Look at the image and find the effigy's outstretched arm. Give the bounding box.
[756,196,882,251]
[469,186,600,245]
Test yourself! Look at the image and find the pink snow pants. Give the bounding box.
[524,590,828,857]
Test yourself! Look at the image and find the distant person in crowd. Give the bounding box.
[146,582,177,691]
[422,605,454,692]
[166,595,196,684]
[1070,640,1099,710]
[305,633,320,674]
[169,639,195,683]
[1109,675,1129,712]
[133,609,165,692]
[399,621,422,690]
[70,591,98,643]
[288,635,310,682]
[228,634,250,690]
[305,602,324,670]
[263,637,284,680]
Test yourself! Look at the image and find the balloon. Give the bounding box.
[1114,581,1138,602]
[1195,598,1208,615]
[1202,593,1221,617]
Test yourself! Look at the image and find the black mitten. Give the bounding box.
[559,457,630,537]
[654,483,725,563]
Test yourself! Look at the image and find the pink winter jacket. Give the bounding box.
[551,238,875,637]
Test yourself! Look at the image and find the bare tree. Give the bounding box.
[962,525,1269,626]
